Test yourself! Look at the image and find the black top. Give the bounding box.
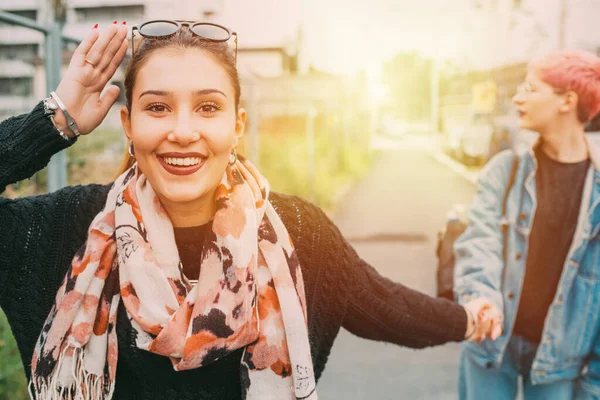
[513,145,590,344]
[175,222,212,281]
[0,101,467,400]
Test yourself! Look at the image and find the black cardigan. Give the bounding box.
[0,102,467,399]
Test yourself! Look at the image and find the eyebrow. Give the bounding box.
[138,89,227,99]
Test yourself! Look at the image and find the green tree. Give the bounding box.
[0,310,28,400]
[382,52,432,121]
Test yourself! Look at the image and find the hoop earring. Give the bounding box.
[228,147,237,166]
[128,141,135,157]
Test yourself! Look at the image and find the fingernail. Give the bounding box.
[113,20,118,25]
[93,24,98,30]
[122,21,127,25]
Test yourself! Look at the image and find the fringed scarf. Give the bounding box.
[30,156,317,400]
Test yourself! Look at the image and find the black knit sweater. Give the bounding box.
[0,102,468,399]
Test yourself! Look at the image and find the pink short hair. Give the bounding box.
[529,50,600,123]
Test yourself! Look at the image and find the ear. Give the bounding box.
[560,91,579,114]
[234,108,247,146]
[120,106,132,140]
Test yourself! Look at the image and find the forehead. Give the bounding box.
[525,71,552,89]
[525,71,541,83]
[134,48,234,96]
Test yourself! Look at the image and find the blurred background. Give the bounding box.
[1,0,600,399]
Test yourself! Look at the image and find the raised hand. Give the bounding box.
[463,297,503,343]
[53,22,128,137]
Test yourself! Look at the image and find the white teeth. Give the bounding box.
[163,157,202,166]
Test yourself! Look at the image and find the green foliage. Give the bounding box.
[0,310,28,400]
[382,52,432,121]
[259,130,371,210]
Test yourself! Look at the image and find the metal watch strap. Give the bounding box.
[42,97,57,116]
[48,114,74,141]
[50,91,80,137]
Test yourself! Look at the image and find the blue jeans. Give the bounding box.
[459,335,575,400]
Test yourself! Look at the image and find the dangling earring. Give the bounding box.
[228,147,238,166]
[128,141,135,157]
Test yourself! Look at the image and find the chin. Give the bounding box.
[152,178,210,203]
[517,119,535,132]
[164,189,210,204]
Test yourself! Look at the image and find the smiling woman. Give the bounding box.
[119,41,244,227]
[0,21,493,400]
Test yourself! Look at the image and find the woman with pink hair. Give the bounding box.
[454,49,600,399]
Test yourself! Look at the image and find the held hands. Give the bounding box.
[463,297,503,344]
[53,22,129,137]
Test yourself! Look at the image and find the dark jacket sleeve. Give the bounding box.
[314,208,469,348]
[342,257,468,347]
[0,101,76,193]
[0,102,109,300]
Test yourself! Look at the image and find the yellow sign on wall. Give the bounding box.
[472,80,497,113]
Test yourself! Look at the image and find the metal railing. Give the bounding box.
[0,10,80,192]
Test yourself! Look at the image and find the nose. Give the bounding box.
[168,114,201,146]
[513,92,524,105]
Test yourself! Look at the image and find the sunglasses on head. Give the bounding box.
[131,20,237,62]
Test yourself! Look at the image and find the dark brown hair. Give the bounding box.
[117,28,241,176]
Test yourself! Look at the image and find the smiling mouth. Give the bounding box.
[156,154,207,176]
[162,156,203,166]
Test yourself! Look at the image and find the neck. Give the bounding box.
[538,121,588,163]
[159,191,216,228]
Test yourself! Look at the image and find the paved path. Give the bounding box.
[317,136,477,399]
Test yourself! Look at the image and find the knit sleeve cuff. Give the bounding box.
[13,100,76,156]
[446,299,470,341]
[1,101,76,188]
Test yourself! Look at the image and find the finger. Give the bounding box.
[98,85,121,117]
[85,23,120,67]
[478,323,492,342]
[72,26,100,64]
[475,314,492,342]
[101,40,128,85]
[490,321,503,340]
[98,24,128,72]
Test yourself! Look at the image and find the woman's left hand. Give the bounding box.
[53,22,129,137]
[463,297,503,343]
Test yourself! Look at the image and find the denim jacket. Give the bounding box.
[454,138,600,396]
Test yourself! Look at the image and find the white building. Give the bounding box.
[0,0,303,119]
[452,0,600,70]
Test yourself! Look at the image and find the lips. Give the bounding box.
[156,152,206,176]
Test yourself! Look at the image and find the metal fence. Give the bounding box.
[0,8,80,192]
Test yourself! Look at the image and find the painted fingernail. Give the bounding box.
[122,21,127,25]
[93,24,98,30]
[113,20,118,25]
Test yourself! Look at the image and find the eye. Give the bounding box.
[146,103,169,113]
[198,102,221,114]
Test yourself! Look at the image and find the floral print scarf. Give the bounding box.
[30,156,317,400]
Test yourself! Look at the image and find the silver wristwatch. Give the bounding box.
[42,96,59,116]
[42,92,80,140]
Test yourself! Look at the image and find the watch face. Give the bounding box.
[43,97,58,116]
[46,98,59,110]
